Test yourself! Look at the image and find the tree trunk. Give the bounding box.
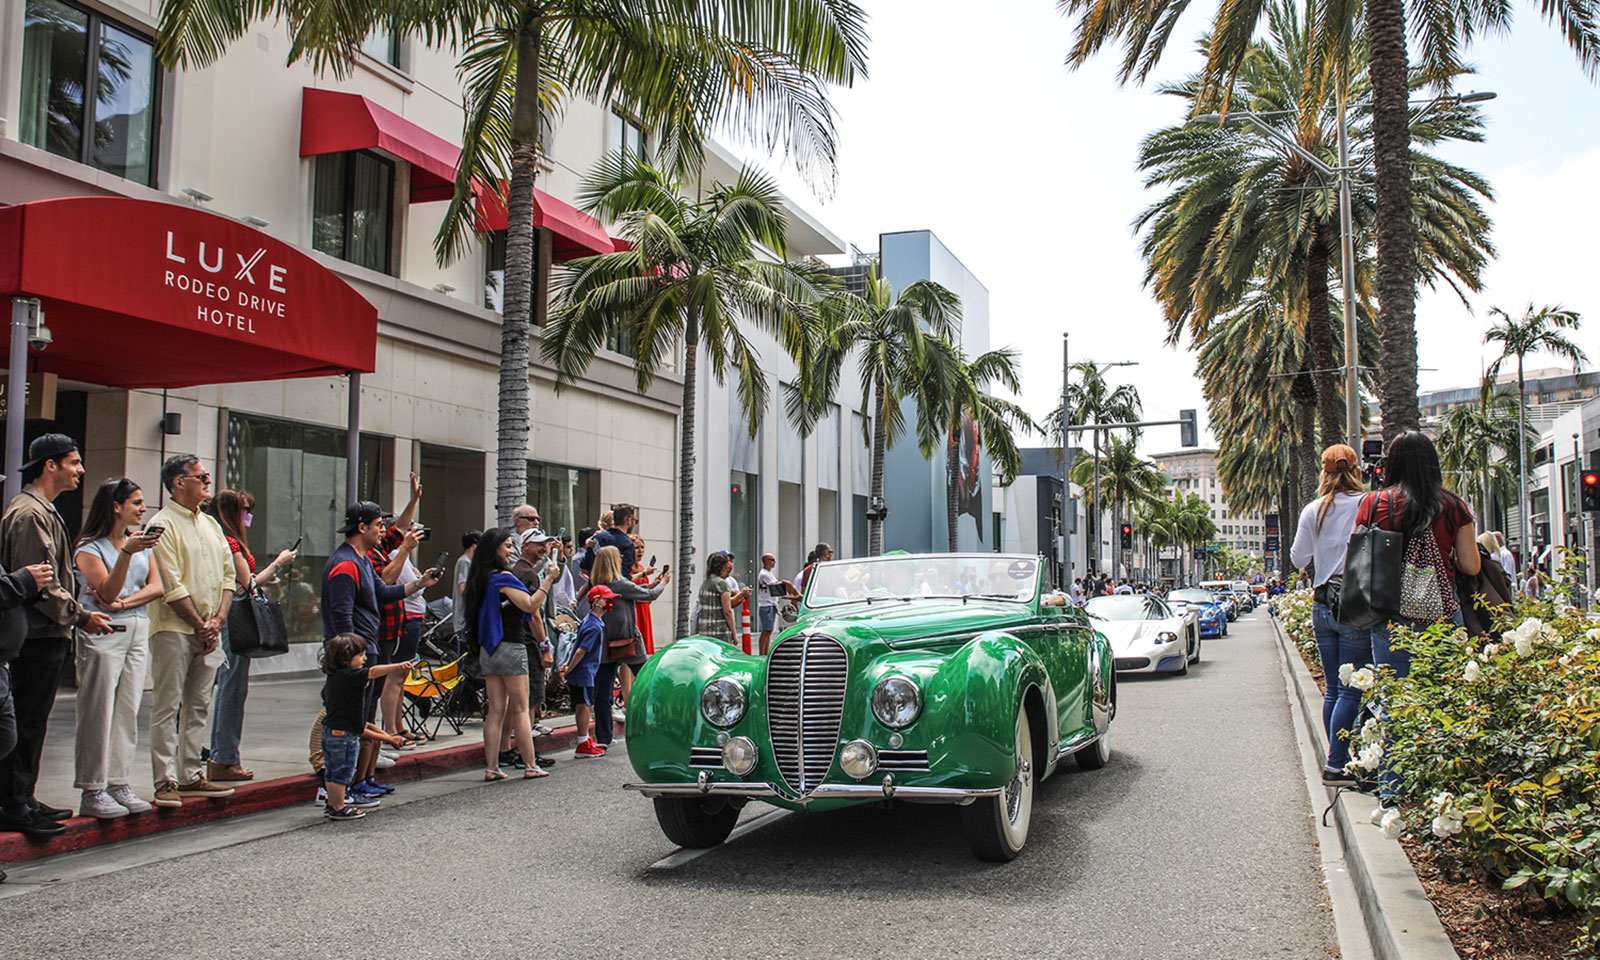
[1305,226,1343,449]
[946,425,960,551]
[1517,359,1530,566]
[495,27,543,528]
[869,375,889,556]
[1366,0,1419,441]
[1278,466,1299,580]
[674,318,700,640]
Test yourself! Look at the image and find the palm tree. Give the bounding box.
[1484,304,1588,559]
[1047,362,1143,575]
[1436,376,1530,527]
[1134,496,1178,582]
[1070,435,1166,578]
[157,0,868,526]
[1135,2,1493,451]
[544,156,831,638]
[1172,492,1217,586]
[931,346,1038,551]
[793,268,961,557]
[1058,0,1600,442]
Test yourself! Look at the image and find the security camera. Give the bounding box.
[26,310,50,351]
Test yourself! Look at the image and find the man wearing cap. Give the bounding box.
[0,435,111,838]
[509,530,560,763]
[144,454,236,807]
[323,498,439,791]
[755,553,798,654]
[369,475,422,755]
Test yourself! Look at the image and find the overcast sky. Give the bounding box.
[733,0,1600,448]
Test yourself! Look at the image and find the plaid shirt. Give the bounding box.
[367,527,406,646]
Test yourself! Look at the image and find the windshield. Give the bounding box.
[1084,595,1170,621]
[1168,589,1217,605]
[804,554,1039,607]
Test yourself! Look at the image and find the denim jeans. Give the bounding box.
[1311,601,1368,772]
[209,619,250,766]
[1368,596,1466,798]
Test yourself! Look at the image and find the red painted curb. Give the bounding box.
[0,720,611,865]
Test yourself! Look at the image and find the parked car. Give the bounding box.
[624,553,1116,862]
[1167,588,1228,638]
[1083,594,1201,675]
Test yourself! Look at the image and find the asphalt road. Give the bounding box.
[0,610,1336,960]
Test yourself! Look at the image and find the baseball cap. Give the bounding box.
[520,529,556,549]
[586,584,619,602]
[20,433,78,472]
[340,501,385,535]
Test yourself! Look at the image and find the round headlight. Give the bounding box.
[700,678,746,727]
[722,736,758,777]
[871,675,921,728]
[839,739,878,780]
[1157,630,1178,644]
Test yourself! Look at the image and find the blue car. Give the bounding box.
[1168,589,1229,638]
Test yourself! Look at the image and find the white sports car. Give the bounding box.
[1084,594,1202,676]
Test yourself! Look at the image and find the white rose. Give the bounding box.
[1357,743,1384,771]
[1380,810,1404,839]
[1370,806,1389,825]
[1338,663,1355,685]
[1483,643,1501,658]
[1517,617,1544,635]
[1463,660,1483,682]
[1588,628,1600,643]
[1514,634,1534,658]
[1360,718,1382,745]
[1431,815,1463,838]
[1348,667,1377,691]
[1430,790,1455,810]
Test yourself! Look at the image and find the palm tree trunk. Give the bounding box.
[1306,226,1343,448]
[674,313,700,640]
[946,426,960,550]
[494,26,543,528]
[869,375,889,556]
[1366,0,1419,441]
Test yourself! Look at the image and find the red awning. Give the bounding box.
[0,197,377,389]
[473,186,622,260]
[299,88,617,259]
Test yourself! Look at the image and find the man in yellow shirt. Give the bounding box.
[147,455,235,807]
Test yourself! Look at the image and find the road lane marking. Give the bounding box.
[648,808,794,870]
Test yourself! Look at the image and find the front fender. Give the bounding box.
[626,636,764,782]
[944,631,1049,784]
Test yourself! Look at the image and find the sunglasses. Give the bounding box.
[185,472,211,484]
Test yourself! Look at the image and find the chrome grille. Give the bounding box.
[877,750,930,772]
[688,747,723,769]
[766,635,848,793]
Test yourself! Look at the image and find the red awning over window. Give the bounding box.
[0,197,377,389]
[299,88,618,259]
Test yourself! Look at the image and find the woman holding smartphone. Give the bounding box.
[73,478,164,819]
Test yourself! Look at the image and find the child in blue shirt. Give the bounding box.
[561,585,615,758]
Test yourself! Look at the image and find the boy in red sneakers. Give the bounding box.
[561,585,613,758]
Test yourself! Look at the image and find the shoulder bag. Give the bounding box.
[1336,492,1405,629]
[227,582,289,658]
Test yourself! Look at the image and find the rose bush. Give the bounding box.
[1365,600,1600,955]
[1276,587,1316,661]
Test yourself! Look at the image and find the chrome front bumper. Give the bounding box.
[625,770,1003,805]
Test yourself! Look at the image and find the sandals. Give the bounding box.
[523,767,549,779]
[484,769,509,781]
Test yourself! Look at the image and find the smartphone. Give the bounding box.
[557,527,566,538]
[433,552,449,576]
[661,563,670,576]
[649,554,657,567]
[290,535,304,553]
[144,524,166,539]
[108,623,128,633]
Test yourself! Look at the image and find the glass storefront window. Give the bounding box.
[225,413,388,643]
[730,470,759,588]
[20,0,159,186]
[312,150,395,273]
[527,461,600,539]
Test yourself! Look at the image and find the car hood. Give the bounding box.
[792,598,1038,648]
[1092,618,1182,654]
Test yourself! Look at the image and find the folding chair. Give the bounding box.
[401,653,476,739]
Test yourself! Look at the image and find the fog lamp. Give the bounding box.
[840,740,878,780]
[722,736,758,777]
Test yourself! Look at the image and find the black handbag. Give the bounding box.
[1336,492,1405,629]
[227,584,289,658]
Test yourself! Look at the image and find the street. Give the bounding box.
[0,611,1335,960]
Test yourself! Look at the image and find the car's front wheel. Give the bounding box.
[653,797,740,849]
[962,709,1034,862]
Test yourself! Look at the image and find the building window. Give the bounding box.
[527,461,600,540]
[20,0,160,186]
[360,26,403,68]
[485,230,506,314]
[224,413,387,644]
[612,108,646,158]
[312,150,395,273]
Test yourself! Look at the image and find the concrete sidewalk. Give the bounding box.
[4,669,586,865]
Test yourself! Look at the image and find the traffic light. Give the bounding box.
[1120,524,1133,550]
[1179,409,1198,447]
[1583,472,1600,511]
[1363,457,1386,488]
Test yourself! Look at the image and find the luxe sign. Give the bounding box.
[0,196,376,388]
[163,231,289,334]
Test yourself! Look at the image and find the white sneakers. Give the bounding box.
[107,784,152,814]
[376,753,397,769]
[80,789,129,820]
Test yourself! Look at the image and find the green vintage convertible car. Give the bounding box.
[624,552,1116,860]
